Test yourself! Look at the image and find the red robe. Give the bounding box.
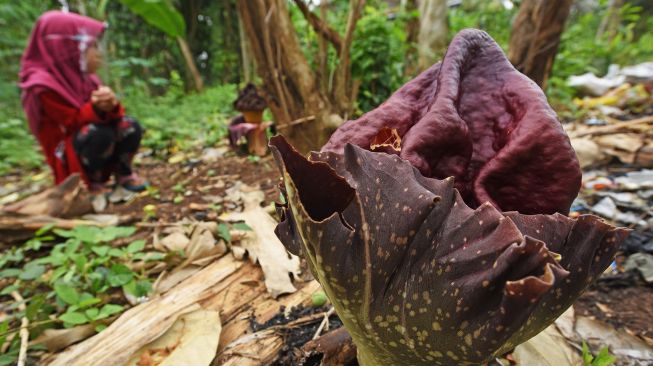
[36,90,124,185]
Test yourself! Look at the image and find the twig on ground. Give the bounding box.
[312,307,335,340]
[569,115,653,138]
[11,291,29,366]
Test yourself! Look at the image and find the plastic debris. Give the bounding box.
[591,197,648,227]
[624,253,653,283]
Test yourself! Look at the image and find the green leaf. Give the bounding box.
[593,347,616,366]
[99,304,124,318]
[107,264,134,287]
[70,227,101,244]
[74,254,87,273]
[25,294,46,321]
[0,268,20,278]
[127,240,146,253]
[217,223,231,242]
[232,222,252,231]
[77,292,102,308]
[59,311,88,325]
[19,262,45,280]
[0,352,18,366]
[97,226,136,242]
[54,283,80,305]
[118,0,186,37]
[582,341,594,365]
[95,324,107,332]
[0,285,18,295]
[91,245,111,257]
[85,308,100,320]
[142,252,166,262]
[108,248,125,258]
[50,266,68,283]
[35,223,55,237]
[123,279,152,298]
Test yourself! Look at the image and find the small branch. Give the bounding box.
[332,0,365,113]
[291,0,343,53]
[569,115,653,138]
[312,307,335,340]
[276,115,316,130]
[11,291,29,366]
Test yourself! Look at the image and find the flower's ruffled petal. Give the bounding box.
[270,135,628,365]
[322,29,581,215]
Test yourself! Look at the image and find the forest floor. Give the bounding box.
[1,135,652,365]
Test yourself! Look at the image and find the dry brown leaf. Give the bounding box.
[153,266,202,294]
[554,306,577,342]
[31,324,96,352]
[595,133,645,164]
[595,302,613,316]
[47,257,241,366]
[575,316,653,363]
[127,309,221,366]
[513,325,582,366]
[570,138,609,168]
[2,174,92,218]
[160,231,189,252]
[226,188,300,298]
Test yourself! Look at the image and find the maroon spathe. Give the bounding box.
[322,29,581,215]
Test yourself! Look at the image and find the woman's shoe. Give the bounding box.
[117,173,148,192]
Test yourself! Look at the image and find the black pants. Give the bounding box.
[73,117,142,183]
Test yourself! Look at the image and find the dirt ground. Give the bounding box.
[576,272,653,345]
[109,153,281,222]
[2,145,652,362]
[129,149,653,351]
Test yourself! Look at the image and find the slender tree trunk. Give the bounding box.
[417,0,448,71]
[176,36,204,92]
[403,0,420,77]
[333,0,364,119]
[508,0,573,89]
[237,0,364,153]
[237,12,255,84]
[597,0,625,41]
[317,1,329,95]
[237,0,335,152]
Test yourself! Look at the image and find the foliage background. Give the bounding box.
[0,0,652,175]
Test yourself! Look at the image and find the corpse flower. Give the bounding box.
[271,29,629,366]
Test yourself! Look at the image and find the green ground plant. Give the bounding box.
[0,225,168,365]
[582,342,617,366]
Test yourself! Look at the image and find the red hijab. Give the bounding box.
[19,11,106,134]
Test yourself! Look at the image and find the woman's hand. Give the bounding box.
[91,86,118,112]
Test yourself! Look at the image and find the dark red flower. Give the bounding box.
[270,29,628,365]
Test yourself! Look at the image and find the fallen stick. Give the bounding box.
[216,311,328,366]
[11,291,29,366]
[277,115,316,130]
[297,327,357,366]
[313,307,335,340]
[569,115,653,138]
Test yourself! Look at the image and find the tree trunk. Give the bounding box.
[236,0,364,153]
[417,0,448,71]
[508,0,573,89]
[176,36,204,92]
[237,12,255,83]
[317,1,329,95]
[236,0,333,152]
